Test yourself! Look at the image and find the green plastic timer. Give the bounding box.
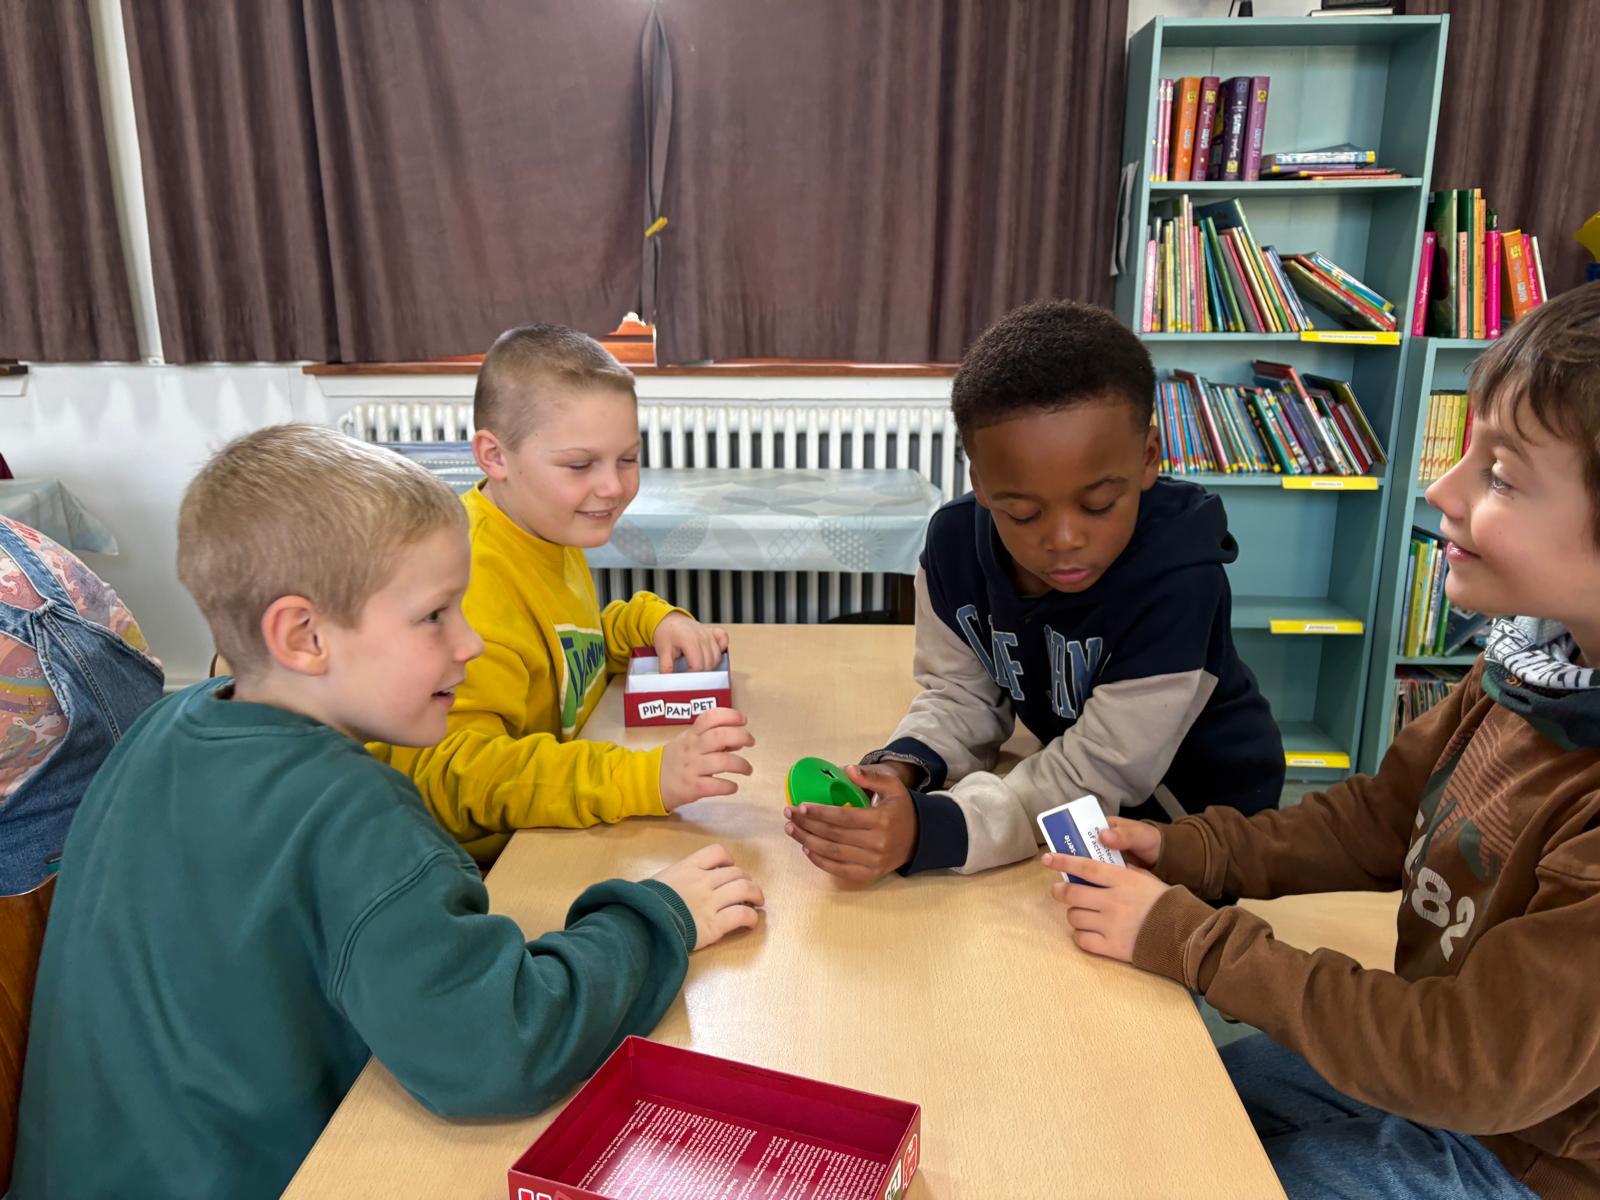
[785,757,870,808]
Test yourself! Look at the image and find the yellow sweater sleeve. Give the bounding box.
[602,591,687,674]
[380,635,666,853]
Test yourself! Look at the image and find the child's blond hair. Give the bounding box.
[178,424,466,675]
[473,324,636,449]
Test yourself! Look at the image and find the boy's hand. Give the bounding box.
[870,760,920,789]
[1097,815,1164,870]
[785,764,917,883]
[660,708,754,810]
[650,843,764,950]
[1044,855,1171,963]
[652,614,729,672]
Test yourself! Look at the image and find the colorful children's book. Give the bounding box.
[1412,231,1436,336]
[1486,223,1503,338]
[1191,76,1221,181]
[1154,80,1173,182]
[1261,144,1375,168]
[1210,77,1252,181]
[1171,77,1202,183]
[1427,190,1459,336]
[1242,76,1271,181]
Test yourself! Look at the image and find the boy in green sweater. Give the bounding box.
[11,425,764,1200]
[1051,282,1600,1199]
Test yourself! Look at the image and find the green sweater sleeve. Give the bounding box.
[332,850,691,1117]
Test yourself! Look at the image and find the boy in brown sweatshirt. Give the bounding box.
[1046,282,1600,1200]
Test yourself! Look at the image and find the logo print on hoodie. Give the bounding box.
[1045,628,1106,720]
[556,627,607,733]
[956,605,1026,699]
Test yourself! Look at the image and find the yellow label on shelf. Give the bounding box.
[1299,330,1401,346]
[1285,750,1352,770]
[1269,619,1364,635]
[1280,476,1379,491]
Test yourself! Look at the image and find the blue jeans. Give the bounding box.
[0,521,163,892]
[1222,1034,1537,1200]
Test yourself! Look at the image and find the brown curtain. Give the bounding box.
[124,0,649,363]
[653,0,1127,365]
[1401,0,1600,297]
[123,0,339,362]
[0,1,139,361]
[301,1,648,362]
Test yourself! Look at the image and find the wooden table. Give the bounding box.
[284,625,1285,1199]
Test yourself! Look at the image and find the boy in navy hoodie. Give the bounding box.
[785,301,1284,880]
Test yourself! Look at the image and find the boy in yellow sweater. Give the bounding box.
[373,325,754,862]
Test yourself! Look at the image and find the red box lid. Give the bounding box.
[509,1037,921,1200]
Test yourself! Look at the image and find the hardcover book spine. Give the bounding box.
[1243,76,1270,181]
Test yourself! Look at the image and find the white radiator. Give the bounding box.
[339,400,968,623]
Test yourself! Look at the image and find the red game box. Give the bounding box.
[622,648,732,728]
[508,1037,922,1200]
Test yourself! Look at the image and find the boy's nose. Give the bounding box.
[457,627,485,663]
[1042,517,1086,553]
[1425,456,1466,519]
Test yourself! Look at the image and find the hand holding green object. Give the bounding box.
[784,757,869,808]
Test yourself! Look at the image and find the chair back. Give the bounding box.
[1,872,57,1191]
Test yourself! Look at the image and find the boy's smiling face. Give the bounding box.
[967,398,1160,596]
[474,385,641,548]
[319,525,483,746]
[1427,395,1600,662]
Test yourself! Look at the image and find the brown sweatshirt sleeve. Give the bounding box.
[1152,664,1484,901]
[1131,834,1600,1134]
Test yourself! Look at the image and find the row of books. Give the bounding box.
[1393,667,1467,737]
[1414,188,1548,338]
[1399,527,1491,657]
[1417,390,1471,484]
[1153,76,1270,183]
[1141,197,1397,334]
[1155,362,1387,477]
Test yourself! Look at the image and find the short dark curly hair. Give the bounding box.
[951,301,1155,440]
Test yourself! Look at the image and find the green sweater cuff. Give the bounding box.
[638,879,698,954]
[1130,885,1216,987]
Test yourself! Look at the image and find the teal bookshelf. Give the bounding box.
[1115,16,1448,779]
[1359,338,1493,772]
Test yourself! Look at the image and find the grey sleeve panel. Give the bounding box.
[880,566,1014,782]
[944,668,1219,875]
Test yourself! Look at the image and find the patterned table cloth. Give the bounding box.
[385,444,941,575]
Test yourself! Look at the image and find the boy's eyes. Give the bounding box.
[422,608,446,624]
[1483,467,1513,494]
[564,457,640,472]
[1082,502,1114,516]
[1002,510,1039,525]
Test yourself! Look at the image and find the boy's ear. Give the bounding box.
[1140,422,1161,489]
[259,595,331,678]
[472,429,509,481]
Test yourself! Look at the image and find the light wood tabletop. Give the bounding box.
[284,624,1286,1200]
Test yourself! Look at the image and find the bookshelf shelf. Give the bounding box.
[1396,654,1481,668]
[1141,332,1399,345]
[1360,338,1490,772]
[1280,722,1351,771]
[1165,472,1382,490]
[1142,333,1302,342]
[1233,595,1364,633]
[1150,180,1423,196]
[1118,15,1448,782]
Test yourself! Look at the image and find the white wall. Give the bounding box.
[0,366,320,685]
